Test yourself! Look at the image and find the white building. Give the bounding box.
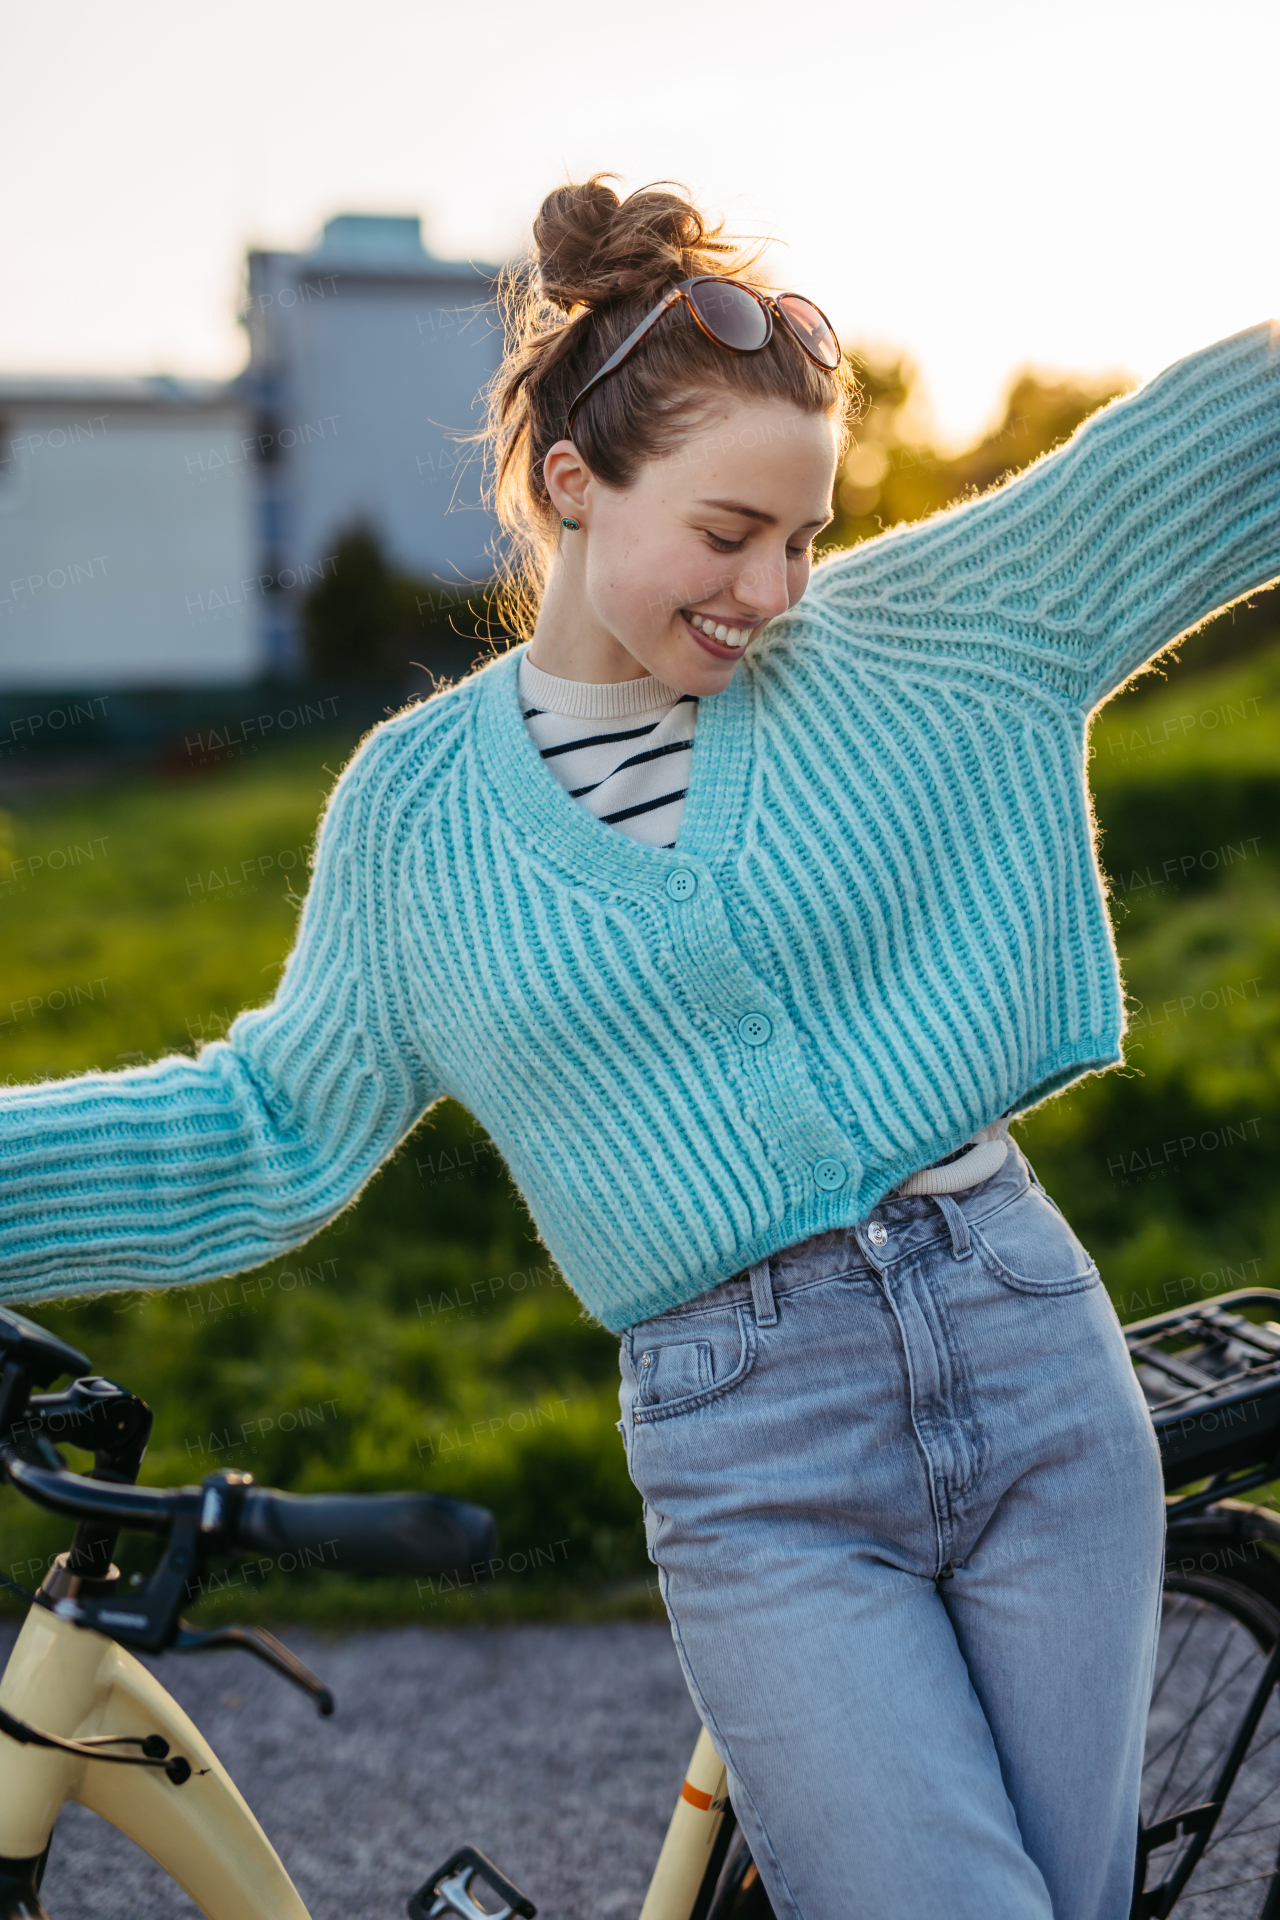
[0,377,257,688]
[0,214,504,689]
[239,213,502,673]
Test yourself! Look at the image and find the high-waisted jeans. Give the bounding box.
[616,1142,1166,1920]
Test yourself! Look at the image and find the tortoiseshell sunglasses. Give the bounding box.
[565,276,842,437]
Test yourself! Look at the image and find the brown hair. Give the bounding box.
[480,174,859,638]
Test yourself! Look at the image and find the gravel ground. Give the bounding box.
[1,1620,703,1920]
[17,1601,1280,1919]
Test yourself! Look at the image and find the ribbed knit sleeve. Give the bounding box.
[0,713,444,1304]
[802,320,1280,712]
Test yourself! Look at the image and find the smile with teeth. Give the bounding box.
[686,612,751,649]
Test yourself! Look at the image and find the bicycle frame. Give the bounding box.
[639,1723,732,1920]
[12,1288,1280,1916]
[0,1601,729,1920]
[0,1604,308,1918]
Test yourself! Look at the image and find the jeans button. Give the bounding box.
[868,1222,888,1248]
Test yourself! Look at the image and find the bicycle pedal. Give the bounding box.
[407,1845,536,1920]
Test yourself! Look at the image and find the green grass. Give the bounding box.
[0,743,340,1079]
[2,630,1278,1623]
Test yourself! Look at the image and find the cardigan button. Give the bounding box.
[814,1157,846,1191]
[737,1012,772,1047]
[666,868,697,901]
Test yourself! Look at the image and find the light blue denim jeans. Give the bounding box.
[617,1142,1166,1920]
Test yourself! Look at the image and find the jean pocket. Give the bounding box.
[629,1304,757,1423]
[971,1184,1100,1295]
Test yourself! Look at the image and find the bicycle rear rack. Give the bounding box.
[1125,1290,1280,1515]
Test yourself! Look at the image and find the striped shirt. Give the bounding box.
[518,654,698,849]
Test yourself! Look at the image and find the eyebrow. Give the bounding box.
[698,496,829,530]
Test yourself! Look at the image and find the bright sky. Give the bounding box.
[3,0,1275,447]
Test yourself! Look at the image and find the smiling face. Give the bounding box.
[532,396,839,694]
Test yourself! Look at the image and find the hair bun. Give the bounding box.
[533,173,729,313]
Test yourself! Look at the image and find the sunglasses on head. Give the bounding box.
[565,276,842,438]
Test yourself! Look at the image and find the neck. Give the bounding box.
[527,563,652,683]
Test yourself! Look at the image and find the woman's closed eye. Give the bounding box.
[704,530,813,559]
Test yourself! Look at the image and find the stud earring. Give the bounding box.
[561,517,580,531]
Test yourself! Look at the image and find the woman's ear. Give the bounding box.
[543,440,592,524]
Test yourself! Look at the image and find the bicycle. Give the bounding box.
[5,1291,1280,1919]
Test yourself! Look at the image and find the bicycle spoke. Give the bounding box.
[1145,1630,1260,1778]
[1150,1685,1271,1836]
[1206,1819,1280,1843]
[1165,1643,1267,1759]
[1148,1623,1240,1814]
[1168,1868,1280,1900]
[1152,1600,1214,1712]
[1206,1763,1280,1846]
[1227,1721,1280,1772]
[1164,1641,1280,1878]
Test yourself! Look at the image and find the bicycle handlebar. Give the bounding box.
[237,1487,498,1576]
[0,1314,502,1706]
[3,1455,497,1577]
[6,1456,175,1532]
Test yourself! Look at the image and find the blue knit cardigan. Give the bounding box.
[1,324,1277,1331]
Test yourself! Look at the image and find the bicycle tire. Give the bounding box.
[1166,1503,1280,1614]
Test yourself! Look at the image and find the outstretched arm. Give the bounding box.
[0,713,444,1305]
[803,321,1280,712]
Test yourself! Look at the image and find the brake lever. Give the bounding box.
[173,1619,335,1716]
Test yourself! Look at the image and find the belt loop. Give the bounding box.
[931,1193,972,1260]
[749,1258,777,1327]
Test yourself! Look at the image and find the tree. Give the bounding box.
[302,523,403,678]
[302,523,496,683]
[824,354,1131,555]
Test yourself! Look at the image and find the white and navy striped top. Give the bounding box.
[517,650,1008,1196]
[518,654,698,849]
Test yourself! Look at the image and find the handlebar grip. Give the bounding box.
[235,1489,498,1576]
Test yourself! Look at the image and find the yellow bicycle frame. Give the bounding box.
[0,1603,730,1920]
[0,1604,308,1917]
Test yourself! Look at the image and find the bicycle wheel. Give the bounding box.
[1139,1566,1280,1917]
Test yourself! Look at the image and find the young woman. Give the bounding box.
[2,176,1278,1919]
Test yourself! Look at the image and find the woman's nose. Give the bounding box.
[736,555,791,621]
